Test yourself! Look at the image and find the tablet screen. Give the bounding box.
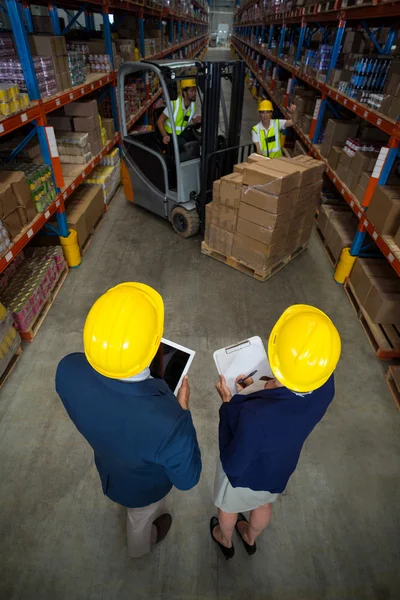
[150,339,194,394]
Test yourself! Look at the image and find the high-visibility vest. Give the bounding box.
[252,120,282,158]
[164,96,196,135]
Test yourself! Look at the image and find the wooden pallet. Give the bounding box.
[385,366,400,412]
[201,242,307,282]
[81,213,105,255]
[20,267,69,343]
[315,224,337,268]
[344,279,400,360]
[0,346,23,389]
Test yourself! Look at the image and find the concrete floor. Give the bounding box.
[1,49,400,600]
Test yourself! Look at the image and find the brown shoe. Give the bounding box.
[153,513,172,544]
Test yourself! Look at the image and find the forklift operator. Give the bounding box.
[157,78,201,152]
[252,100,296,158]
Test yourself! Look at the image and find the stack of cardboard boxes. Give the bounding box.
[48,99,105,164]
[29,35,72,93]
[317,205,358,263]
[204,155,325,275]
[63,185,104,250]
[0,172,37,242]
[320,119,359,158]
[367,185,400,245]
[349,258,400,324]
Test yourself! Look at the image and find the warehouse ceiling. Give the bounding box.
[209,0,236,10]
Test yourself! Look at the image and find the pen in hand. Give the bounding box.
[237,370,258,386]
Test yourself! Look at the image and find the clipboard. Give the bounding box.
[213,336,273,395]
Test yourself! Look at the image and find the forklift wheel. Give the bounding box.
[170,207,199,238]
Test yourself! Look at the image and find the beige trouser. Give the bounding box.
[126,497,166,558]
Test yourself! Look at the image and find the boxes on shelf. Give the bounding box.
[204,154,324,274]
[317,204,358,262]
[83,153,121,205]
[320,119,359,158]
[0,246,66,333]
[349,258,400,324]
[0,168,43,240]
[367,186,400,236]
[64,185,104,248]
[52,100,104,163]
[0,301,20,379]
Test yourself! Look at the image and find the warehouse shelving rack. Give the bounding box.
[0,0,209,273]
[231,0,400,277]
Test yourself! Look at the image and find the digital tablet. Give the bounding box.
[150,338,196,394]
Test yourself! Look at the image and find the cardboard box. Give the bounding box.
[0,171,36,224]
[238,201,288,229]
[29,34,67,57]
[273,158,322,187]
[367,186,400,236]
[64,100,99,118]
[233,231,286,257]
[102,118,115,140]
[328,146,342,170]
[349,258,398,305]
[47,115,73,131]
[344,169,360,193]
[241,186,292,214]
[218,204,238,232]
[350,151,377,178]
[219,173,243,209]
[213,180,220,203]
[338,151,352,170]
[320,137,333,159]
[205,202,219,228]
[336,163,348,183]
[61,71,72,90]
[208,225,233,256]
[66,184,104,247]
[236,217,288,245]
[316,205,334,236]
[73,115,101,133]
[243,163,300,194]
[233,162,247,174]
[364,288,400,324]
[0,180,24,239]
[324,119,359,142]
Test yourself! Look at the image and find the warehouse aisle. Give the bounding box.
[1,50,400,600]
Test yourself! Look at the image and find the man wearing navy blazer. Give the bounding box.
[56,283,201,558]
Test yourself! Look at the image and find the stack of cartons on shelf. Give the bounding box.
[48,99,104,164]
[349,258,400,324]
[63,185,104,249]
[204,154,325,276]
[0,171,37,241]
[320,119,358,158]
[29,35,73,92]
[367,186,400,240]
[317,205,358,264]
[0,301,20,379]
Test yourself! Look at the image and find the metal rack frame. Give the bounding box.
[0,0,209,273]
[231,2,400,277]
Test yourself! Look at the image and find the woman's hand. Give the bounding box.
[216,375,232,403]
[235,374,254,392]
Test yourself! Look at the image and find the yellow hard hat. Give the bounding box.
[258,99,273,112]
[83,282,164,379]
[180,78,197,89]
[268,305,341,393]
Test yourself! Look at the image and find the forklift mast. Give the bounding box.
[198,60,246,227]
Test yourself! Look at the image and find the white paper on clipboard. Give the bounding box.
[213,336,273,395]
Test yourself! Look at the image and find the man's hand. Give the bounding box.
[177,376,190,410]
[288,103,296,114]
[192,115,201,126]
[216,375,232,403]
[162,134,171,145]
[235,374,254,392]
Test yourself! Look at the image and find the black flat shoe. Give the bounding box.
[235,513,257,556]
[210,517,235,560]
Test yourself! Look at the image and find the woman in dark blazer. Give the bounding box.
[210,305,341,559]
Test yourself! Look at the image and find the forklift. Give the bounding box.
[117,59,248,237]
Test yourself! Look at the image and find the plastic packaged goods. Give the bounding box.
[88,54,112,73]
[55,131,90,148]
[67,52,86,86]
[0,301,20,379]
[0,163,56,213]
[0,247,66,333]
[100,148,119,167]
[0,219,11,254]
[83,159,120,205]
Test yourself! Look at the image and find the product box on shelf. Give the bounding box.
[367,186,400,236]
[328,146,342,170]
[64,99,99,118]
[0,171,36,225]
[0,301,20,379]
[65,185,104,248]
